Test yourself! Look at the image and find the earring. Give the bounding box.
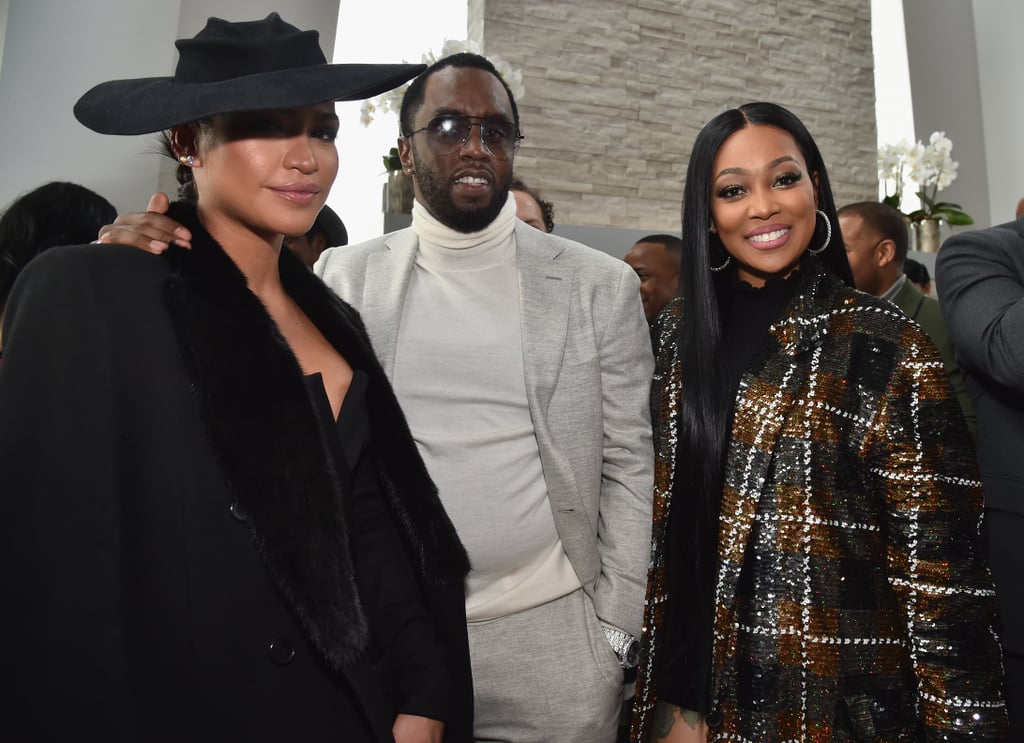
[708,223,728,271]
[710,255,731,272]
[178,155,196,167]
[806,209,832,255]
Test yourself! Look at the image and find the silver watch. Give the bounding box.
[602,625,640,668]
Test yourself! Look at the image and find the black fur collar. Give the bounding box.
[160,203,467,671]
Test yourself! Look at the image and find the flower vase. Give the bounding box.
[383,171,413,214]
[913,218,945,253]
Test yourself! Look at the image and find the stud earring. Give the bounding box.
[178,155,196,167]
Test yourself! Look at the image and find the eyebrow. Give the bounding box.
[715,155,799,179]
[429,107,511,121]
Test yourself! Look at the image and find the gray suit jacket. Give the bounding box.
[891,278,976,436]
[316,222,655,636]
[937,216,1024,517]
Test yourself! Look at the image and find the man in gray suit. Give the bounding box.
[318,54,654,741]
[839,201,975,435]
[937,215,1024,738]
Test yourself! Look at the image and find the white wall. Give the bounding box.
[0,0,340,214]
[0,0,181,213]
[902,0,1024,230]
[0,0,9,79]
[972,0,1024,225]
[902,0,988,228]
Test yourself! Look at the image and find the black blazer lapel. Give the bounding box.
[161,203,367,672]
[280,249,470,586]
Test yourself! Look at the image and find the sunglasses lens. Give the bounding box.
[428,116,471,149]
[425,116,518,160]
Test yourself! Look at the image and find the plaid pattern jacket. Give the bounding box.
[632,260,1007,741]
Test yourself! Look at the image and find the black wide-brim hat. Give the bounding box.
[74,13,424,135]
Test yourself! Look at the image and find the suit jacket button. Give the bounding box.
[705,709,723,727]
[268,637,295,665]
[229,500,246,522]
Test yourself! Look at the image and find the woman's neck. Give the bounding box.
[196,205,284,296]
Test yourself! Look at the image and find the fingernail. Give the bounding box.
[174,228,191,239]
[149,239,169,251]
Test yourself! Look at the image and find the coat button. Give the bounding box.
[268,637,295,665]
[229,500,246,522]
[705,709,723,727]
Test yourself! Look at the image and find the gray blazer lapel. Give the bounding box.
[516,224,573,412]
[360,231,418,377]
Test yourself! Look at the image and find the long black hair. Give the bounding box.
[662,102,852,710]
[0,181,117,310]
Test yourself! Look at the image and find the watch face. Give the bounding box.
[625,639,640,667]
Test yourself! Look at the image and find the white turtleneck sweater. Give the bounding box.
[392,197,581,622]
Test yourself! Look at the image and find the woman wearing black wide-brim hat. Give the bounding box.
[0,14,472,743]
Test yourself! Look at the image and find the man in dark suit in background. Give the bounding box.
[839,201,974,435]
[623,234,681,326]
[937,214,1024,739]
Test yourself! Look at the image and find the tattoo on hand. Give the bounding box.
[652,702,678,738]
[652,702,704,739]
[681,708,703,729]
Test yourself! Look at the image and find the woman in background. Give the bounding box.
[632,102,1006,741]
[0,15,470,743]
[0,180,116,356]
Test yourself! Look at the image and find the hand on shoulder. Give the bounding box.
[95,192,192,253]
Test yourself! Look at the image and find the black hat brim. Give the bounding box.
[74,63,424,135]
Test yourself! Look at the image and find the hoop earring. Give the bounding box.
[806,209,832,255]
[710,255,731,272]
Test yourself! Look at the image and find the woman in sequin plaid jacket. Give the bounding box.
[631,103,1007,742]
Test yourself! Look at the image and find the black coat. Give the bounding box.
[0,204,472,742]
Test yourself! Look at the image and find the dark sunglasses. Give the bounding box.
[404,115,524,160]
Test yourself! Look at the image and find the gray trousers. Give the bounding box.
[467,588,623,742]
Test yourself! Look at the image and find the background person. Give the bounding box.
[936,213,1024,740]
[632,102,1006,742]
[839,200,974,435]
[510,175,555,233]
[285,203,348,268]
[0,180,116,355]
[0,15,470,743]
[902,256,931,296]
[623,234,682,325]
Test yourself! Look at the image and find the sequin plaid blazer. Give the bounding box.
[632,260,1007,741]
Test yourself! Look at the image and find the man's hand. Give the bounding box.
[652,702,709,743]
[95,192,192,253]
[392,713,444,743]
